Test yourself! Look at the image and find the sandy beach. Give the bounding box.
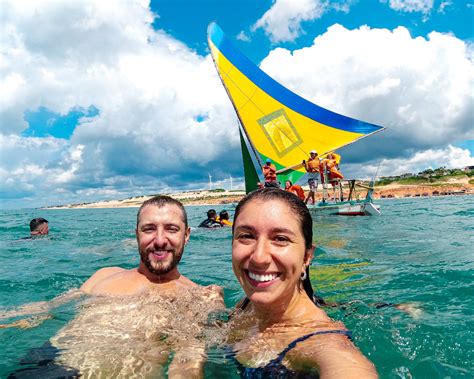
[45,177,473,210]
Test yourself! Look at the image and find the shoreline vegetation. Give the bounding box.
[45,169,473,210]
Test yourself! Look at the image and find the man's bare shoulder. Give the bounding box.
[80,267,146,296]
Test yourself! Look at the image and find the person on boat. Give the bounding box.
[198,209,223,228]
[229,188,378,378]
[285,180,305,201]
[262,158,279,188]
[29,217,49,236]
[217,210,233,226]
[3,196,224,378]
[322,153,344,201]
[302,150,320,205]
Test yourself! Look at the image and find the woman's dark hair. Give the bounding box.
[232,188,315,301]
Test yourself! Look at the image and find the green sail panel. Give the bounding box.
[239,129,260,193]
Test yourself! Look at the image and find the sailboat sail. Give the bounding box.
[239,127,260,193]
[207,22,384,190]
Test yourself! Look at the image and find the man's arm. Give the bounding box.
[168,285,225,379]
[0,289,83,321]
[0,267,124,323]
[168,342,206,379]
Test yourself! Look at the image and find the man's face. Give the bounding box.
[136,204,190,276]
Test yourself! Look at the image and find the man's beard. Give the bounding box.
[140,247,183,275]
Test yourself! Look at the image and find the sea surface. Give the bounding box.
[0,196,472,378]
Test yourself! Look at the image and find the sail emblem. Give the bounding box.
[257,109,302,158]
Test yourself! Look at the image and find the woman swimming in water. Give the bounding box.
[229,188,378,378]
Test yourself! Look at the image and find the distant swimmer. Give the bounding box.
[3,196,224,378]
[198,209,223,228]
[262,158,279,188]
[217,210,233,226]
[285,180,305,201]
[29,217,49,236]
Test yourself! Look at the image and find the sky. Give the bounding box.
[1,0,473,209]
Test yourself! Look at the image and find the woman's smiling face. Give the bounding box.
[232,198,310,310]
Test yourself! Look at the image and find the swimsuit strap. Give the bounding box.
[268,329,352,367]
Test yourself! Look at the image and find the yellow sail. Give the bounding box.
[208,22,384,186]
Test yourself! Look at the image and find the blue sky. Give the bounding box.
[1,0,473,208]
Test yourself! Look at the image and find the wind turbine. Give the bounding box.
[229,175,233,190]
[208,173,212,191]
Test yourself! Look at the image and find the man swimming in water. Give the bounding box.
[4,196,224,378]
[82,195,212,294]
[29,217,49,236]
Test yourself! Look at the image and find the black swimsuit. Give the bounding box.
[235,329,352,378]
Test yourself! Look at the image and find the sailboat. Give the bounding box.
[207,22,385,215]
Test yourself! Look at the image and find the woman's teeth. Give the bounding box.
[248,271,277,282]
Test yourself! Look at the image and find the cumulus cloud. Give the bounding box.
[0,0,239,207]
[253,0,333,43]
[384,0,434,14]
[258,24,473,176]
[236,31,251,42]
[1,1,472,208]
[346,145,474,179]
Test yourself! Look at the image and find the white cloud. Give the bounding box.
[236,31,251,42]
[0,1,472,207]
[384,0,434,14]
[347,145,474,178]
[258,24,473,174]
[0,0,240,207]
[253,0,330,43]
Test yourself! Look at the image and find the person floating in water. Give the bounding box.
[302,150,320,205]
[262,158,279,188]
[29,218,49,236]
[285,180,305,201]
[216,210,233,226]
[3,196,224,378]
[228,188,378,377]
[198,209,223,228]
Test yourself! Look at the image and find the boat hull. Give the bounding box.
[307,199,381,216]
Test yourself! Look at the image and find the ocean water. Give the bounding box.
[0,196,472,378]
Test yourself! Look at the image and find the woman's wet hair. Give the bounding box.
[232,188,315,302]
[233,188,313,249]
[137,195,188,228]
